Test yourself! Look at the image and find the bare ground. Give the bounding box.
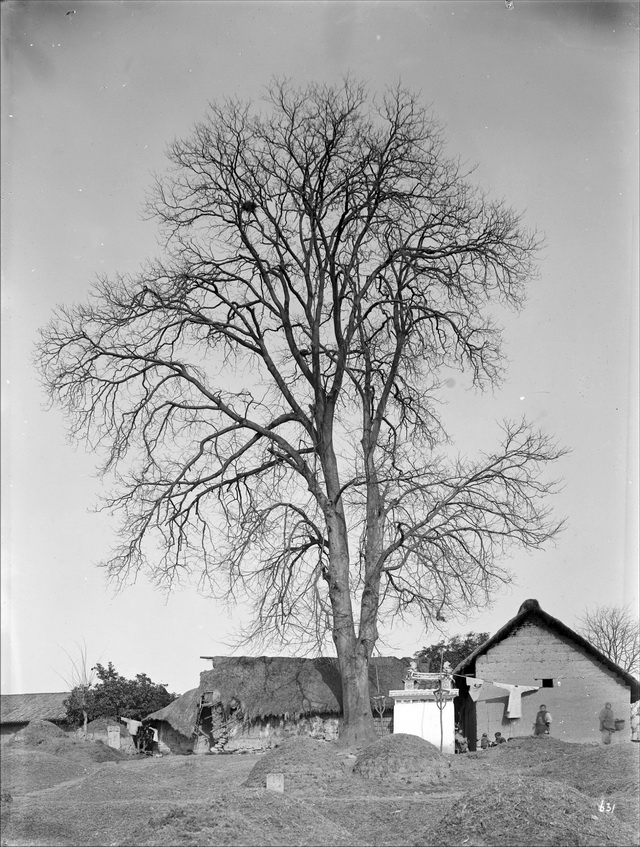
[1,730,638,847]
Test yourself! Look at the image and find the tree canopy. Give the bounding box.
[64,662,176,727]
[415,632,490,672]
[38,78,566,741]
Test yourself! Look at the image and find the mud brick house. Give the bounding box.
[146,655,410,753]
[0,692,71,742]
[454,599,639,750]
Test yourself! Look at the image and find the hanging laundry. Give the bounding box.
[120,717,142,737]
[464,677,508,702]
[492,682,539,718]
[466,677,485,702]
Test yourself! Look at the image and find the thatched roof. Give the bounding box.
[453,599,640,701]
[146,656,410,737]
[0,692,71,724]
[146,686,202,739]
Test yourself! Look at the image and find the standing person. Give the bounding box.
[480,733,490,749]
[599,702,616,745]
[454,724,468,753]
[534,704,552,736]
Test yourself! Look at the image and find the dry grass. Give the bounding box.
[1,731,638,847]
[6,720,68,746]
[353,733,451,787]
[418,774,638,847]
[243,736,346,793]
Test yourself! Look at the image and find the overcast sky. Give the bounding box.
[2,0,638,696]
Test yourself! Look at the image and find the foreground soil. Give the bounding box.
[1,726,638,847]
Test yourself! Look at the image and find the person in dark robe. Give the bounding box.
[599,702,616,745]
[534,704,552,736]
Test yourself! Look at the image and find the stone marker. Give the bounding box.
[266,773,285,793]
[107,725,121,749]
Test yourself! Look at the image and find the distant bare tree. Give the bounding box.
[55,640,96,738]
[37,78,566,743]
[578,604,640,676]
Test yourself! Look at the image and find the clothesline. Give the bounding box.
[454,675,540,718]
[454,672,539,686]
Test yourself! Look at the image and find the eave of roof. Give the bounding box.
[453,599,639,699]
[0,692,71,724]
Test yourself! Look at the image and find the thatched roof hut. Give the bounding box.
[1,692,71,741]
[146,685,203,740]
[147,656,411,739]
[1,692,70,724]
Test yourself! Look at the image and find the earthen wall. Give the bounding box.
[473,621,631,745]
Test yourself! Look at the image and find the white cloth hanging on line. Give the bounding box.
[120,717,142,736]
[464,678,507,702]
[492,682,539,718]
[467,677,485,702]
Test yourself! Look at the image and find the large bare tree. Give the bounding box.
[37,79,566,743]
[578,604,640,676]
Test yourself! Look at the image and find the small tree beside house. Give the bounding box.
[64,662,176,732]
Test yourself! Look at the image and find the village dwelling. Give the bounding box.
[0,692,72,743]
[146,655,411,753]
[454,599,640,750]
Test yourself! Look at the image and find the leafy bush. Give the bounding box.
[64,662,176,727]
[415,632,490,672]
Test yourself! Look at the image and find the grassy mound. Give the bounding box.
[528,742,639,796]
[4,721,125,797]
[1,747,91,795]
[130,793,357,846]
[62,739,127,764]
[489,734,578,762]
[9,719,69,747]
[84,716,129,734]
[527,742,640,826]
[353,733,451,786]
[244,736,345,792]
[418,775,638,847]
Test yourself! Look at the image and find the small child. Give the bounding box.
[494,732,507,744]
[480,733,489,749]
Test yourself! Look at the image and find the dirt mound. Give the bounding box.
[529,742,640,796]
[9,719,69,747]
[62,739,127,763]
[353,733,451,787]
[84,716,131,736]
[8,719,126,764]
[244,736,345,792]
[490,734,578,761]
[418,775,638,847]
[130,792,358,846]
[1,747,90,795]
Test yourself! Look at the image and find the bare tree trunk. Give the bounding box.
[337,434,386,746]
[337,641,377,746]
[324,497,377,744]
